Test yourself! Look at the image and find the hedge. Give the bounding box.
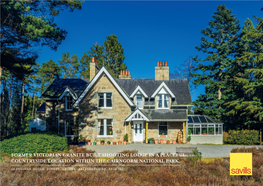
[1,132,69,155]
[225,130,260,145]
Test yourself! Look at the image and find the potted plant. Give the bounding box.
[187,136,191,145]
[113,142,116,145]
[172,140,176,144]
[107,141,111,145]
[100,140,105,145]
[118,141,122,145]
[148,138,154,144]
[178,141,182,144]
[160,139,164,144]
[78,135,86,146]
[87,140,91,145]
[166,140,170,144]
[154,139,159,144]
[109,131,112,135]
[93,141,96,145]
[123,134,128,145]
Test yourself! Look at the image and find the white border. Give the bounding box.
[130,86,148,98]
[125,109,150,122]
[74,66,134,107]
[151,82,175,98]
[58,87,77,100]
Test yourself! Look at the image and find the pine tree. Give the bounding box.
[103,35,127,78]
[79,53,91,79]
[224,17,263,129]
[191,5,241,122]
[58,52,79,79]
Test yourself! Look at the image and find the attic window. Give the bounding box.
[65,96,73,111]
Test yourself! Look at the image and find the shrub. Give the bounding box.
[227,130,259,145]
[223,131,229,144]
[1,132,68,155]
[123,133,128,142]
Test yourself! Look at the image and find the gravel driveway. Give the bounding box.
[86,144,262,158]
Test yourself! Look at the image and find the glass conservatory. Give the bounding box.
[187,115,224,144]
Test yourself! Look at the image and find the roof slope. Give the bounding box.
[116,79,191,104]
[141,109,187,120]
[42,79,90,98]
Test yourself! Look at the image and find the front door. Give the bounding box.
[134,123,143,142]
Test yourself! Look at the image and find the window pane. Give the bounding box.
[188,116,193,123]
[193,125,201,135]
[188,128,193,135]
[202,125,207,135]
[199,116,207,123]
[218,125,222,134]
[107,119,113,135]
[193,116,200,123]
[159,126,167,135]
[134,124,137,134]
[208,125,214,135]
[106,93,112,107]
[158,100,162,108]
[139,124,142,134]
[98,93,104,107]
[66,121,73,136]
[159,122,167,135]
[98,119,104,135]
[164,99,168,108]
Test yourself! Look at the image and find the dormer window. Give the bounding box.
[65,96,73,111]
[136,94,143,109]
[157,94,169,109]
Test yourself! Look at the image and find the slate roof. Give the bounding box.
[42,79,90,98]
[41,77,192,105]
[141,109,187,120]
[36,103,46,112]
[116,79,192,105]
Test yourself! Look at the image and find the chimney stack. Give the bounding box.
[119,70,132,79]
[155,61,169,81]
[90,57,99,80]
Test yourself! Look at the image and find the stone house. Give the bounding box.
[41,58,222,144]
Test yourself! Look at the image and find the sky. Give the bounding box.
[36,1,263,102]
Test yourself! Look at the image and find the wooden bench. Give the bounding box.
[176,147,202,157]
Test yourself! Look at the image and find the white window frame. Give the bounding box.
[188,124,223,136]
[158,122,168,137]
[157,94,169,109]
[136,94,143,109]
[65,96,73,111]
[97,119,113,137]
[65,120,74,137]
[98,93,112,109]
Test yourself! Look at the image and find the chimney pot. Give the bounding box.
[157,61,159,66]
[120,70,122,75]
[126,70,128,76]
[165,61,167,66]
[92,57,95,63]
[163,61,164,66]
[128,70,130,75]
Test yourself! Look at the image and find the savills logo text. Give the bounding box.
[231,167,252,175]
[230,153,252,175]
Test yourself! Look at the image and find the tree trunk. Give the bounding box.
[20,81,25,129]
[6,77,13,136]
[31,93,35,120]
[218,70,222,100]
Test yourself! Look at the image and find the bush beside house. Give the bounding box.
[224,130,260,145]
[1,132,68,155]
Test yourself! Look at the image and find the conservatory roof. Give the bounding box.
[188,115,223,124]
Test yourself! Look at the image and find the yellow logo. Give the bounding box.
[230,153,252,175]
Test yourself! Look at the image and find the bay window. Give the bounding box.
[98,119,113,136]
[157,94,169,109]
[98,93,112,108]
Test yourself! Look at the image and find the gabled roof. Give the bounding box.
[130,85,148,98]
[151,82,175,98]
[125,109,150,121]
[73,66,135,107]
[116,79,191,105]
[41,79,90,99]
[58,87,77,100]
